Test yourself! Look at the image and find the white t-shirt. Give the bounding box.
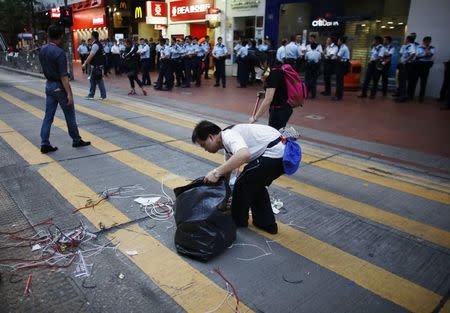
[221,124,284,161]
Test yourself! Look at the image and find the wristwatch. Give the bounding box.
[212,168,220,178]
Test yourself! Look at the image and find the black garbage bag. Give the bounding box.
[173,177,236,262]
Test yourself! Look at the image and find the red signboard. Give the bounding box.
[146,1,167,24]
[169,0,213,22]
[73,7,106,29]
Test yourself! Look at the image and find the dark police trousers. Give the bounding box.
[214,58,226,86]
[155,59,173,89]
[193,56,203,86]
[417,61,433,100]
[407,62,420,99]
[183,57,194,86]
[171,58,184,86]
[140,58,151,85]
[232,156,284,228]
[323,59,336,95]
[335,61,348,99]
[361,61,382,97]
[305,62,320,98]
[237,57,249,87]
[381,61,391,96]
[204,53,210,79]
[397,63,409,100]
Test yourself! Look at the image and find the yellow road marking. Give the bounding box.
[66,85,450,201]
[0,119,252,313]
[0,117,442,313]
[4,89,450,250]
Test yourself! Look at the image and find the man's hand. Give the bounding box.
[257,90,265,98]
[204,169,220,184]
[249,116,257,123]
[82,63,86,70]
[67,94,74,106]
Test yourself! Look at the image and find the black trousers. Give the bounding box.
[237,57,249,87]
[111,54,121,75]
[193,56,202,85]
[269,105,293,130]
[204,53,210,79]
[232,156,284,227]
[381,61,391,95]
[335,62,347,99]
[80,54,88,73]
[361,61,382,97]
[214,58,226,86]
[171,58,184,85]
[183,57,194,86]
[397,63,409,100]
[127,70,143,89]
[417,62,433,100]
[323,59,336,94]
[104,53,111,75]
[407,62,420,99]
[141,58,151,85]
[156,60,173,89]
[305,62,320,98]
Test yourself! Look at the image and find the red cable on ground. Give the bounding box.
[213,268,240,313]
[72,197,108,213]
[0,218,53,235]
[23,274,32,296]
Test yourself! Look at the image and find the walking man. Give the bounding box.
[39,25,90,154]
[82,31,107,100]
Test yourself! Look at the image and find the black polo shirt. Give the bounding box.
[39,42,68,82]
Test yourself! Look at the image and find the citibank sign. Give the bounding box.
[312,18,339,27]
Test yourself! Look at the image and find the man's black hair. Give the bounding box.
[48,24,64,40]
[384,36,392,43]
[92,31,99,40]
[423,36,432,42]
[374,36,383,44]
[406,35,414,43]
[310,34,316,39]
[290,35,296,42]
[217,36,222,40]
[339,36,347,44]
[191,120,221,143]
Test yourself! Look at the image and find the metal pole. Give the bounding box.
[65,0,74,80]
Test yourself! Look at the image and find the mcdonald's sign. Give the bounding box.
[135,6,143,19]
[119,1,127,9]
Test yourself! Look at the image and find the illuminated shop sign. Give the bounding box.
[169,0,213,22]
[312,18,339,27]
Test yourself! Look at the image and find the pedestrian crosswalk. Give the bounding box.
[0,83,449,313]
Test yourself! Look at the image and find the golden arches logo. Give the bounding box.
[135,6,142,19]
[119,1,127,9]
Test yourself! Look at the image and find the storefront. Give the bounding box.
[132,0,161,41]
[72,3,108,61]
[265,0,411,73]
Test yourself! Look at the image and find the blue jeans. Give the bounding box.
[88,66,106,98]
[40,81,81,146]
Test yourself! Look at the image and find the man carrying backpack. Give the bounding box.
[250,62,305,130]
[192,120,286,235]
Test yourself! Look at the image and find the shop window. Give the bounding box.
[256,16,264,28]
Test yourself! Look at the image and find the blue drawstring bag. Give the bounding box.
[283,139,302,175]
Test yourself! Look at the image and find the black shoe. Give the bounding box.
[40,145,58,154]
[419,97,424,103]
[162,87,172,91]
[395,97,407,103]
[214,83,220,87]
[181,84,190,88]
[176,83,182,87]
[321,91,331,96]
[440,106,450,110]
[253,222,278,235]
[382,92,387,97]
[392,93,399,97]
[331,96,342,101]
[154,86,162,90]
[369,94,376,99]
[73,139,91,148]
[222,85,226,88]
[358,94,367,98]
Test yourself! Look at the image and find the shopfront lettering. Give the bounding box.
[169,0,213,22]
[92,16,104,26]
[135,6,143,19]
[146,1,167,25]
[231,0,260,9]
[312,18,339,27]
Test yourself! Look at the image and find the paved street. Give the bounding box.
[0,69,449,313]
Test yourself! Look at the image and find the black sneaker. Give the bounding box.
[72,139,91,148]
[40,145,58,154]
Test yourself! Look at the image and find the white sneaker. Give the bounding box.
[84,96,94,100]
[97,97,107,100]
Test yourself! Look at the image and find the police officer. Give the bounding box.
[414,36,436,102]
[407,32,421,100]
[138,38,151,86]
[322,37,338,96]
[192,37,203,87]
[154,38,173,91]
[212,36,228,88]
[103,38,111,76]
[170,37,185,87]
[284,35,300,68]
[236,40,249,88]
[359,36,385,99]
[395,35,416,103]
[306,34,323,54]
[332,36,350,101]
[182,36,196,88]
[381,36,395,97]
[77,40,89,74]
[39,25,90,153]
[201,35,211,79]
[82,31,107,100]
[276,39,287,64]
[305,42,322,99]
